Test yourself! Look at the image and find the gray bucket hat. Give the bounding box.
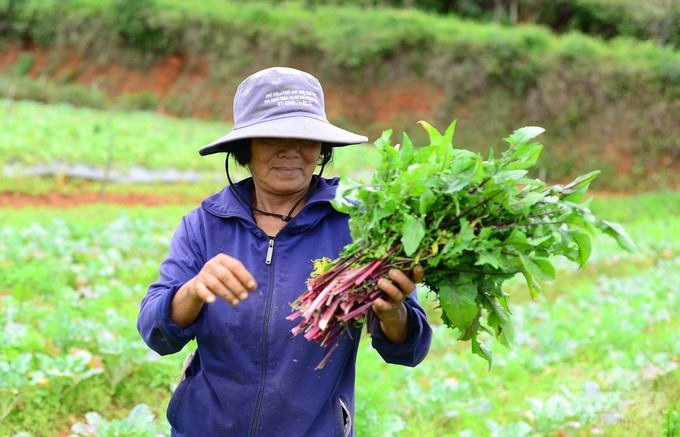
[199,67,368,156]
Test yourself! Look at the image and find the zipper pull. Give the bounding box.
[265,238,275,265]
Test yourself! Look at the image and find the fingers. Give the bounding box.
[384,268,416,297]
[375,265,424,310]
[375,270,409,314]
[193,254,257,306]
[377,274,405,306]
[194,279,218,304]
[371,296,395,313]
[198,268,242,305]
[412,264,424,284]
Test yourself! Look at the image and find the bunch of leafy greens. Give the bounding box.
[289,120,635,369]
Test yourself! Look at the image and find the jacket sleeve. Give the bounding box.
[137,214,206,356]
[370,290,432,367]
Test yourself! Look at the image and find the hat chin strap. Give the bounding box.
[225,153,326,223]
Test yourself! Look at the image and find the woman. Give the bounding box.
[137,67,432,437]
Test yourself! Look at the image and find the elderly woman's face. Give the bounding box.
[249,138,322,196]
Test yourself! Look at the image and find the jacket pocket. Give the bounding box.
[167,373,190,431]
[337,397,352,437]
[179,351,195,383]
[168,351,198,432]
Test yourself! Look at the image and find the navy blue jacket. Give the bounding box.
[137,177,432,437]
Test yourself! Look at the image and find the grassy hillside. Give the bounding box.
[0,0,678,191]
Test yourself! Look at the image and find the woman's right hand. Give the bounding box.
[189,253,258,306]
[171,254,258,328]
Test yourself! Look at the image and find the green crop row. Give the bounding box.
[0,213,187,433]
[1,99,226,171]
[0,100,362,181]
[2,98,678,197]
[1,191,679,435]
[3,96,678,195]
[0,98,380,180]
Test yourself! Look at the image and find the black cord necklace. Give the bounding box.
[225,153,326,222]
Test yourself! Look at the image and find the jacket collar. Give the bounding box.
[201,176,340,231]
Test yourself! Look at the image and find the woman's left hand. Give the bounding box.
[372,265,424,343]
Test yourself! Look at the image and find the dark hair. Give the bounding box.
[230,140,334,167]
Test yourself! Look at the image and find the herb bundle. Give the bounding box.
[288,120,635,369]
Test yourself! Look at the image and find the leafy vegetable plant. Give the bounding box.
[289,120,635,369]
[664,403,679,437]
[69,403,167,437]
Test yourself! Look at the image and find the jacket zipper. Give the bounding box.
[265,238,274,264]
[250,236,276,436]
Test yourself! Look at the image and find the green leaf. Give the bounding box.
[374,129,394,149]
[562,170,601,202]
[438,119,457,162]
[509,143,543,170]
[417,120,443,146]
[471,337,493,371]
[412,143,439,165]
[497,318,515,347]
[482,291,512,325]
[493,169,528,184]
[444,175,474,194]
[475,248,503,270]
[438,279,479,332]
[589,215,637,253]
[484,289,515,348]
[500,126,545,172]
[418,188,437,215]
[436,237,465,266]
[374,130,401,182]
[499,137,544,170]
[526,234,552,247]
[509,191,548,211]
[400,131,415,166]
[442,119,457,146]
[456,217,476,244]
[506,126,545,145]
[331,179,361,213]
[564,170,601,192]
[520,254,555,280]
[603,220,637,253]
[503,228,528,245]
[522,271,542,299]
[444,153,480,193]
[401,214,425,256]
[373,200,397,222]
[571,229,592,268]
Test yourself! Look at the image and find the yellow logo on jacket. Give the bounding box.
[310,257,332,278]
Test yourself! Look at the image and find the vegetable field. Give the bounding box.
[1,101,679,436]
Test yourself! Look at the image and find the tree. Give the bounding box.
[493,0,518,24]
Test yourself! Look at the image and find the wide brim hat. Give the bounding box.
[199,67,368,156]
